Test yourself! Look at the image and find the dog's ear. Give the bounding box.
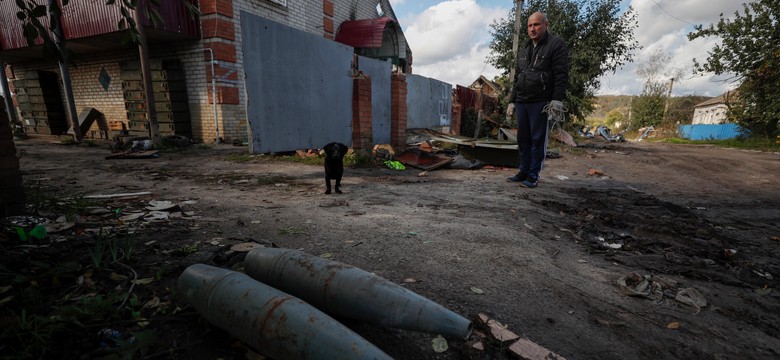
[339,143,348,153]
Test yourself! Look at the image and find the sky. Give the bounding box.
[389,0,748,97]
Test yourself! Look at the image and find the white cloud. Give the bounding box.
[401,0,508,86]
[599,0,746,96]
[399,0,747,96]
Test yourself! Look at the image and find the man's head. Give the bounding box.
[527,12,549,44]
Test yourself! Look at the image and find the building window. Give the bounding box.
[268,0,287,6]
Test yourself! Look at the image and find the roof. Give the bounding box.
[335,17,397,48]
[695,91,735,108]
[469,75,501,93]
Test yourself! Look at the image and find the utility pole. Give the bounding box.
[509,1,524,98]
[663,77,674,124]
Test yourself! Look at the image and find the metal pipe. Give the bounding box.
[50,0,81,142]
[134,0,160,146]
[244,248,473,339]
[178,264,392,360]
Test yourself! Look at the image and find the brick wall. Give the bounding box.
[351,74,372,149]
[451,101,461,135]
[390,74,407,147]
[0,94,26,216]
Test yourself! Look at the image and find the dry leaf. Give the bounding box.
[666,322,681,329]
[133,278,154,285]
[470,287,484,294]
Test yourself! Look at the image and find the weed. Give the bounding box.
[344,150,373,167]
[257,174,294,185]
[278,226,306,235]
[226,153,253,162]
[88,230,108,269]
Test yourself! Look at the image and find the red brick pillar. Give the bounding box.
[351,74,372,150]
[0,95,26,216]
[323,0,335,39]
[390,74,407,147]
[451,102,462,135]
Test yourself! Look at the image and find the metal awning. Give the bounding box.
[335,17,396,48]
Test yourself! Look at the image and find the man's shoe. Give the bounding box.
[507,172,528,182]
[520,177,538,188]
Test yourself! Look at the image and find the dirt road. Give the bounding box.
[8,137,780,359]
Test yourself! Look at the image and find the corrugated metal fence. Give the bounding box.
[677,123,747,140]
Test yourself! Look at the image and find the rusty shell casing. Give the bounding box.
[178,264,392,360]
[244,247,473,339]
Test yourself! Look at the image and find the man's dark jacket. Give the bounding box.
[512,32,569,104]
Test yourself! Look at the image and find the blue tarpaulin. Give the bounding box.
[677,123,747,140]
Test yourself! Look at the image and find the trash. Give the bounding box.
[596,125,625,142]
[384,160,406,170]
[432,335,448,353]
[508,338,567,360]
[476,314,519,342]
[243,248,473,339]
[616,272,660,298]
[470,287,484,294]
[724,248,738,257]
[675,288,707,314]
[84,192,152,199]
[393,148,452,171]
[637,126,655,141]
[555,175,569,181]
[770,236,780,242]
[146,200,179,211]
[552,127,578,147]
[178,264,392,359]
[753,270,773,280]
[666,322,681,330]
[447,154,484,170]
[230,242,265,252]
[754,286,772,296]
[587,168,606,177]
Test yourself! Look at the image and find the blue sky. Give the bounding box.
[389,0,746,97]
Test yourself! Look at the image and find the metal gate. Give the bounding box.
[241,11,354,153]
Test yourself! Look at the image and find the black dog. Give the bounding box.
[323,142,348,194]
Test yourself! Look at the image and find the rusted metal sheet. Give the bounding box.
[0,0,46,50]
[0,0,198,52]
[335,17,395,48]
[394,147,454,171]
[60,0,123,40]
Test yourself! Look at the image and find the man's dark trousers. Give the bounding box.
[515,101,548,180]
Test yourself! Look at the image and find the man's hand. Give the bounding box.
[507,103,515,117]
[550,100,564,112]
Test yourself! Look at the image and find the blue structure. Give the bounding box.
[678,123,747,140]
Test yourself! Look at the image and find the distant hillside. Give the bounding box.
[587,95,712,127]
[587,95,633,120]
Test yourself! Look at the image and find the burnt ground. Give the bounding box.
[1,136,779,359]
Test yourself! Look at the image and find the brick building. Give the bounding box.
[0,0,412,145]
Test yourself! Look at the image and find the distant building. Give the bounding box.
[692,91,734,125]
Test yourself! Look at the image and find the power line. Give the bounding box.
[651,0,695,26]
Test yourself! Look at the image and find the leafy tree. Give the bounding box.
[632,49,684,129]
[604,109,624,128]
[688,0,780,136]
[487,0,639,122]
[667,95,710,125]
[631,94,664,129]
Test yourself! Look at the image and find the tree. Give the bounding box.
[488,0,639,122]
[604,109,624,128]
[688,0,780,136]
[631,49,684,128]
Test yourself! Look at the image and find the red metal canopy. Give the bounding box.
[335,17,396,48]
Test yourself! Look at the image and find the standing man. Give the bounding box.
[507,11,569,188]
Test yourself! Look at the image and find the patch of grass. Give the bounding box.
[278,226,306,235]
[659,136,780,151]
[257,174,294,185]
[226,153,253,162]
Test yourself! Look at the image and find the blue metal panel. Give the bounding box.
[241,11,354,153]
[406,74,452,129]
[357,56,391,144]
[677,123,747,140]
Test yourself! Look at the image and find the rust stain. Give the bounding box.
[259,296,291,336]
